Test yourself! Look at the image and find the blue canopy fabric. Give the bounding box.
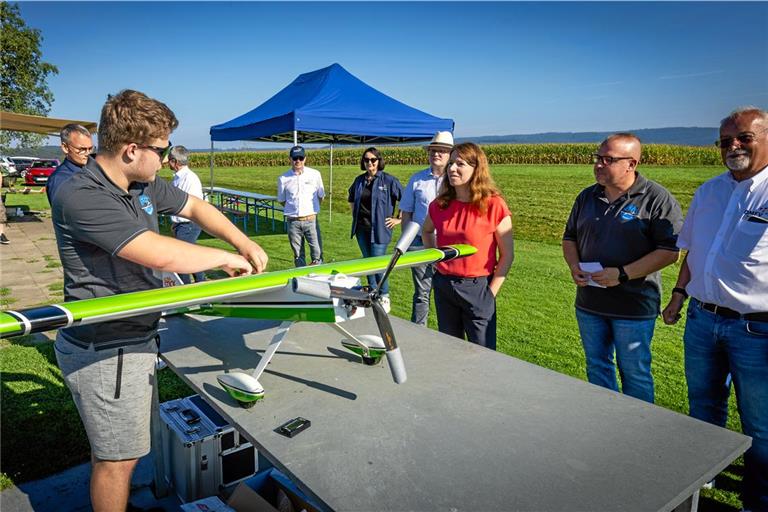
[210,63,454,144]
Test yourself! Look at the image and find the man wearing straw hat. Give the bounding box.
[400,131,454,325]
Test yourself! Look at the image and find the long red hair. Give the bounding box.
[435,142,500,213]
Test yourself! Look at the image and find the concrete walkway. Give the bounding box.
[1,211,65,310]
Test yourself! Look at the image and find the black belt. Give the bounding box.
[699,301,768,322]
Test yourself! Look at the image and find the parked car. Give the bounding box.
[10,156,39,175]
[24,159,60,186]
[1,156,19,187]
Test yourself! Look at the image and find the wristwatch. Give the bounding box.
[617,266,629,284]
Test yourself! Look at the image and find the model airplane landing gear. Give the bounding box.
[334,325,386,365]
[216,322,291,407]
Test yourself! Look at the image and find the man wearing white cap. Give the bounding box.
[277,145,325,266]
[399,131,454,325]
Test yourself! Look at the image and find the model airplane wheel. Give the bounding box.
[362,355,381,366]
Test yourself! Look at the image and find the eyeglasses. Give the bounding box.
[136,141,172,160]
[715,128,768,149]
[292,156,305,162]
[65,143,94,155]
[592,154,634,165]
[363,157,379,164]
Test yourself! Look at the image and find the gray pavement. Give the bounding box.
[1,211,65,309]
[1,212,181,511]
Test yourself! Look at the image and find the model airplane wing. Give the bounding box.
[0,244,476,338]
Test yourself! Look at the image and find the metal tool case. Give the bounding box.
[157,395,257,502]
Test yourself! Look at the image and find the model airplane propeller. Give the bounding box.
[0,223,476,407]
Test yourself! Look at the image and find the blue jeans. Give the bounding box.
[287,218,322,267]
[354,228,389,294]
[407,242,434,326]
[684,299,768,510]
[574,308,656,403]
[172,222,205,284]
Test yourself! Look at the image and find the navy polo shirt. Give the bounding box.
[47,157,84,204]
[51,157,188,347]
[563,173,683,319]
[347,171,403,244]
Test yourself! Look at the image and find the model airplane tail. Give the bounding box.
[0,244,476,338]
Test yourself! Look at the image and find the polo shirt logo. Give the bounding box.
[620,204,639,221]
[139,194,154,215]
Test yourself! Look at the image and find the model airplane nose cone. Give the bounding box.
[217,372,265,408]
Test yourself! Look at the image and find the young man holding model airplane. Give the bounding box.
[49,89,268,512]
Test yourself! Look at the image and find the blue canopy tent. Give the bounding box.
[209,63,454,217]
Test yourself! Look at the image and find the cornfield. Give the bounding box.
[189,143,721,168]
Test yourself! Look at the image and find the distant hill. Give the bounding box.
[5,127,718,156]
[463,127,718,147]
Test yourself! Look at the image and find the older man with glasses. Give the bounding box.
[47,123,94,202]
[277,145,325,266]
[399,131,454,326]
[663,107,768,510]
[562,133,683,404]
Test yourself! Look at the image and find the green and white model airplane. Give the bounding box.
[0,223,476,407]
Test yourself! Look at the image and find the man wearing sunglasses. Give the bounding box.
[663,107,768,510]
[49,90,268,512]
[562,133,683,405]
[277,145,325,266]
[46,123,94,203]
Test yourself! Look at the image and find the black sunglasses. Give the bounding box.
[363,157,379,164]
[592,154,634,165]
[137,141,172,160]
[292,156,305,161]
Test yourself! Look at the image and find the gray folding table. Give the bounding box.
[157,314,750,512]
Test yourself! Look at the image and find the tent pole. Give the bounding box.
[293,130,297,146]
[329,142,334,222]
[209,140,214,192]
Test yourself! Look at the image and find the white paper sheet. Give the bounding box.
[579,262,606,288]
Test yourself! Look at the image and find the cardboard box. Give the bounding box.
[181,495,235,512]
[227,481,279,512]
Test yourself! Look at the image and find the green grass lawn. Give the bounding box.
[1,162,745,508]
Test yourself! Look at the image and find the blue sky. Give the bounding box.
[17,1,768,149]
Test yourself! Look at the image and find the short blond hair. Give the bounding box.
[97,90,178,154]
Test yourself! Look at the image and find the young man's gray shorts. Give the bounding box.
[54,334,158,460]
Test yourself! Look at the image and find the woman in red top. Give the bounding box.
[422,142,514,350]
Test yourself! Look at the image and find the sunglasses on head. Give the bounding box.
[363,157,379,164]
[136,141,172,160]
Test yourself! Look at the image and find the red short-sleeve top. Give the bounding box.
[428,195,511,277]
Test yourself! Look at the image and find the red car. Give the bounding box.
[24,159,60,186]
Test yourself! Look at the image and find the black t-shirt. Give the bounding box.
[563,173,683,319]
[356,177,375,232]
[51,157,188,347]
